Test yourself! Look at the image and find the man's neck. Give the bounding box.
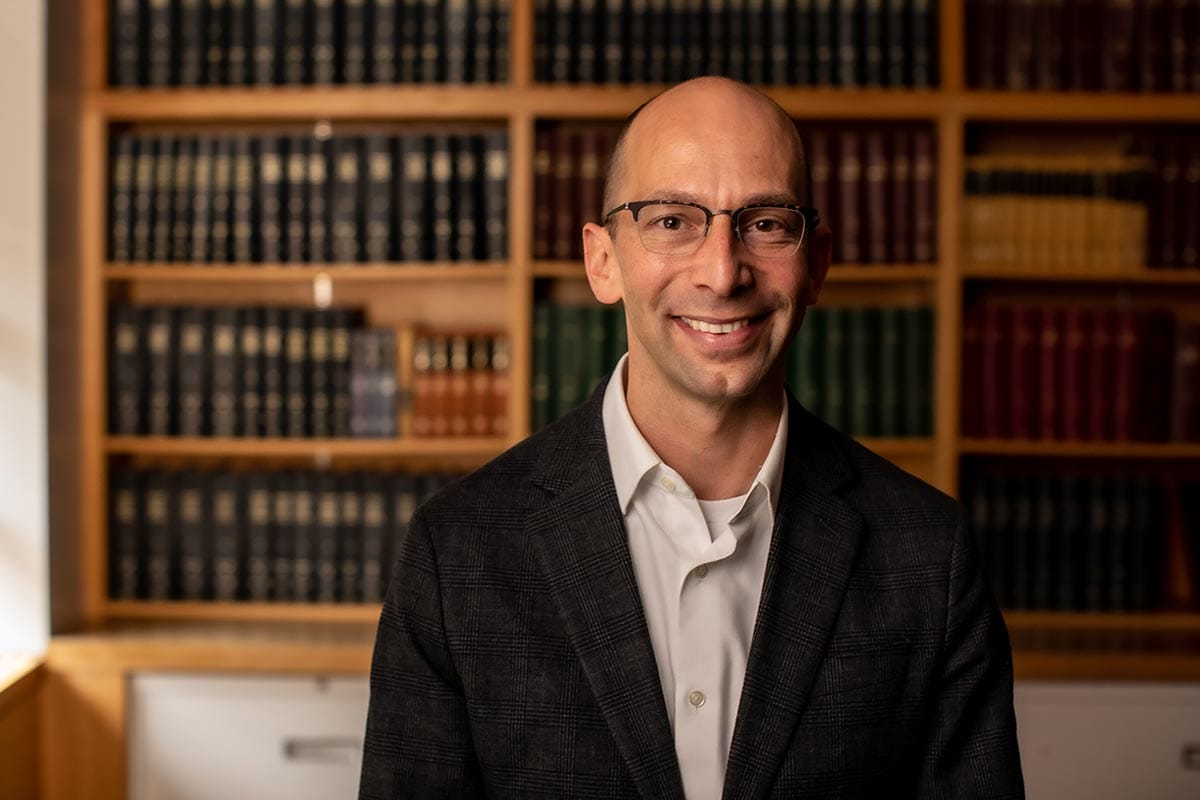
[624,379,784,501]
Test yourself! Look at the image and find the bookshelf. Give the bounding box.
[41,0,1200,797]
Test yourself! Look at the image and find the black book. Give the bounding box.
[231,136,255,262]
[454,135,480,260]
[109,305,145,435]
[237,306,264,436]
[1009,476,1035,609]
[359,473,388,602]
[256,136,285,263]
[342,0,369,83]
[1031,476,1057,610]
[388,474,420,580]
[964,474,991,589]
[170,137,196,261]
[1055,475,1084,611]
[209,137,234,263]
[131,136,156,262]
[308,309,334,438]
[281,0,308,84]
[473,0,495,83]
[307,136,331,262]
[261,307,287,436]
[482,131,508,260]
[813,0,835,85]
[398,0,423,82]
[705,0,728,77]
[837,0,861,87]
[109,134,136,262]
[883,0,905,87]
[767,0,790,84]
[684,0,705,79]
[226,0,251,84]
[270,474,296,600]
[1031,0,1064,90]
[145,306,176,436]
[986,474,1013,608]
[420,0,444,81]
[190,136,214,263]
[313,474,341,603]
[146,0,175,86]
[110,0,143,87]
[493,0,512,82]
[862,0,885,86]
[284,308,310,437]
[1128,477,1162,611]
[312,0,337,84]
[902,307,933,436]
[291,475,317,602]
[199,0,225,86]
[363,134,394,261]
[143,472,177,600]
[551,0,575,83]
[445,0,470,83]
[430,134,455,261]
[284,136,309,262]
[151,136,175,262]
[578,0,599,83]
[725,0,746,81]
[909,0,934,87]
[745,0,767,85]
[330,309,354,437]
[1083,477,1112,612]
[330,136,362,263]
[601,0,626,83]
[176,306,212,437]
[252,0,280,85]
[792,0,813,85]
[350,329,377,436]
[210,307,241,437]
[339,474,364,602]
[244,472,273,601]
[373,0,399,83]
[177,471,210,601]
[375,330,399,437]
[1106,477,1133,612]
[397,133,429,260]
[109,468,143,600]
[210,472,241,601]
[537,0,556,81]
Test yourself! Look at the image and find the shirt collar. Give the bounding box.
[602,354,789,516]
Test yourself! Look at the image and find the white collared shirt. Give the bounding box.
[602,354,788,800]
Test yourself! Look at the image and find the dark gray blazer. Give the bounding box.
[360,382,1024,799]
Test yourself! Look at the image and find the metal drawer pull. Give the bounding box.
[282,736,363,764]
[1183,744,1200,771]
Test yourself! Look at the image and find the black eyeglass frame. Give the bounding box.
[601,199,821,256]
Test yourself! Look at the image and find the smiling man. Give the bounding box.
[360,77,1024,800]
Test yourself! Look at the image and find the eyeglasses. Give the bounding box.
[602,200,820,258]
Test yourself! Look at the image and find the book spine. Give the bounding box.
[846,308,877,437]
[307,136,330,262]
[579,0,599,82]
[1106,477,1132,611]
[409,333,433,436]
[109,305,146,435]
[553,304,584,415]
[864,131,888,263]
[150,136,175,262]
[862,0,884,87]
[532,302,553,429]
[1009,476,1034,609]
[876,307,901,437]
[795,307,824,417]
[189,137,214,262]
[209,136,233,263]
[256,136,284,263]
[746,0,767,84]
[146,0,175,86]
[145,306,176,436]
[1087,308,1118,441]
[767,0,790,84]
[1112,310,1143,441]
[445,0,470,83]
[472,0,495,83]
[1171,320,1200,441]
[1037,307,1063,440]
[204,0,228,85]
[429,334,452,436]
[179,0,204,85]
[685,0,706,80]
[331,136,363,262]
[238,307,263,436]
[252,0,279,85]
[552,127,579,260]
[792,0,813,85]
[330,309,355,437]
[308,309,333,438]
[285,137,308,262]
[291,478,316,602]
[822,307,846,430]
[231,136,254,262]
[448,334,471,435]
[314,475,341,603]
[342,0,369,83]
[534,129,554,259]
[339,475,364,602]
[227,0,251,84]
[705,0,727,78]
[1082,476,1111,611]
[398,0,423,82]
[131,136,156,262]
[373,0,399,83]
[397,133,429,261]
[960,306,981,437]
[986,474,1012,608]
[110,468,144,600]
[1183,138,1200,269]
[211,473,241,601]
[837,0,861,87]
[1006,0,1034,89]
[837,131,863,264]
[454,135,480,261]
[144,473,175,600]
[110,134,136,261]
[430,134,455,261]
[311,0,337,84]
[360,474,387,601]
[912,130,936,263]
[284,308,310,437]
[979,305,1009,439]
[176,306,211,437]
[281,0,308,84]
[420,0,444,81]
[362,135,394,261]
[884,0,906,87]
[490,334,510,436]
[725,0,745,81]
[1101,0,1136,91]
[245,473,273,601]
[483,131,509,260]
[110,0,143,86]
[269,474,294,599]
[1032,476,1057,609]
[1059,308,1088,440]
[177,472,210,601]
[1009,306,1039,440]
[627,0,647,82]
[468,334,492,435]
[209,307,240,437]
[1167,0,1189,91]
[1032,0,1065,89]
[909,0,933,87]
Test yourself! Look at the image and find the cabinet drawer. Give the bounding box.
[1016,681,1200,800]
[130,673,369,800]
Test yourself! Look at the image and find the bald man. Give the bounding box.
[360,78,1023,800]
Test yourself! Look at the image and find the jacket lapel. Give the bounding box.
[526,387,685,800]
[723,401,866,800]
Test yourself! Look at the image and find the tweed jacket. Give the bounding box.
[359,381,1024,800]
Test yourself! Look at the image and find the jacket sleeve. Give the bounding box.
[912,515,1026,799]
[359,511,485,799]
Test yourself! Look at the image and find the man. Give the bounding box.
[360,77,1023,799]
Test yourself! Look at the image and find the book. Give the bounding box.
[363,135,394,262]
[342,0,369,83]
[210,472,241,601]
[209,307,240,437]
[245,472,273,601]
[109,134,136,262]
[330,136,362,262]
[176,306,211,437]
[109,468,143,599]
[109,305,145,435]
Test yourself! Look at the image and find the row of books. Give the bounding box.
[789,305,934,437]
[109,0,511,87]
[109,467,458,603]
[966,0,1200,93]
[961,155,1150,271]
[535,0,937,87]
[531,301,627,431]
[960,305,1198,442]
[109,305,400,438]
[808,126,937,265]
[109,130,509,264]
[964,470,1169,612]
[411,332,512,437]
[534,123,617,261]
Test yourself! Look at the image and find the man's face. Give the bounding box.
[586,85,829,412]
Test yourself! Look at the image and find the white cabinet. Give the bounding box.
[1016,681,1200,800]
[129,673,369,800]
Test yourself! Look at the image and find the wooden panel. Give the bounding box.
[41,667,126,800]
[0,660,41,800]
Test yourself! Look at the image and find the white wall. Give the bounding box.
[0,0,48,652]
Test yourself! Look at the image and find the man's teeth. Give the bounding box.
[681,317,750,334]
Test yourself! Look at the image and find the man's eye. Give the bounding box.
[752,219,782,232]
[650,215,685,231]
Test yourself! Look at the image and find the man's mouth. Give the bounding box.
[677,315,759,334]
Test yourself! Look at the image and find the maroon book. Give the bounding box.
[1167,0,1189,90]
[807,129,835,247]
[1101,0,1136,91]
[865,131,889,264]
[1181,137,1199,270]
[534,128,555,260]
[577,127,605,256]
[981,305,1012,439]
[1171,320,1200,441]
[837,130,863,264]
[961,305,984,437]
[1060,307,1091,440]
[890,129,913,263]
[1136,0,1167,90]
[1010,306,1041,439]
[1141,310,1177,441]
[1112,309,1144,442]
[1038,307,1064,440]
[912,130,936,263]
[1032,0,1066,90]
[552,126,580,261]
[1005,0,1035,89]
[1087,308,1118,441]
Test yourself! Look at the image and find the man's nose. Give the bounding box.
[691,215,749,296]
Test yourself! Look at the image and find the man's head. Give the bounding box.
[583,77,832,415]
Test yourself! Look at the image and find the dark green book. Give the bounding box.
[1055,474,1084,611]
[1083,476,1111,611]
[553,303,585,418]
[902,307,934,436]
[821,307,845,431]
[582,305,609,400]
[793,307,823,418]
[876,307,902,437]
[532,301,554,430]
[1009,475,1035,610]
[846,308,878,437]
[987,473,1013,609]
[1031,476,1057,610]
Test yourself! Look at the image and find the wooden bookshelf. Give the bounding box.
[961,268,1200,284]
[105,264,511,283]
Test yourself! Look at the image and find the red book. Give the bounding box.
[890,129,913,263]
[1038,307,1064,440]
[807,129,835,243]
[429,335,451,437]
[447,334,471,437]
[1009,306,1041,440]
[1181,137,1199,270]
[1087,308,1118,441]
[1171,320,1200,441]
[411,335,434,437]
[912,130,936,263]
[468,335,492,437]
[961,305,983,437]
[836,130,863,264]
[577,127,604,240]
[534,129,554,260]
[864,130,889,263]
[1112,310,1144,441]
[551,127,579,260]
[1060,308,1090,440]
[981,305,1012,439]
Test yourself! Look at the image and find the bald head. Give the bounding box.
[601,77,810,219]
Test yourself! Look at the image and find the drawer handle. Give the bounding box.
[1184,744,1200,771]
[282,736,362,764]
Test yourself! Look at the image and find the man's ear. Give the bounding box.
[803,222,833,305]
[582,222,623,304]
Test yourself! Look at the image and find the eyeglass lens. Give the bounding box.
[632,203,806,256]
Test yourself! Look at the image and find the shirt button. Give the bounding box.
[693,564,708,579]
[660,477,676,493]
[688,690,706,709]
